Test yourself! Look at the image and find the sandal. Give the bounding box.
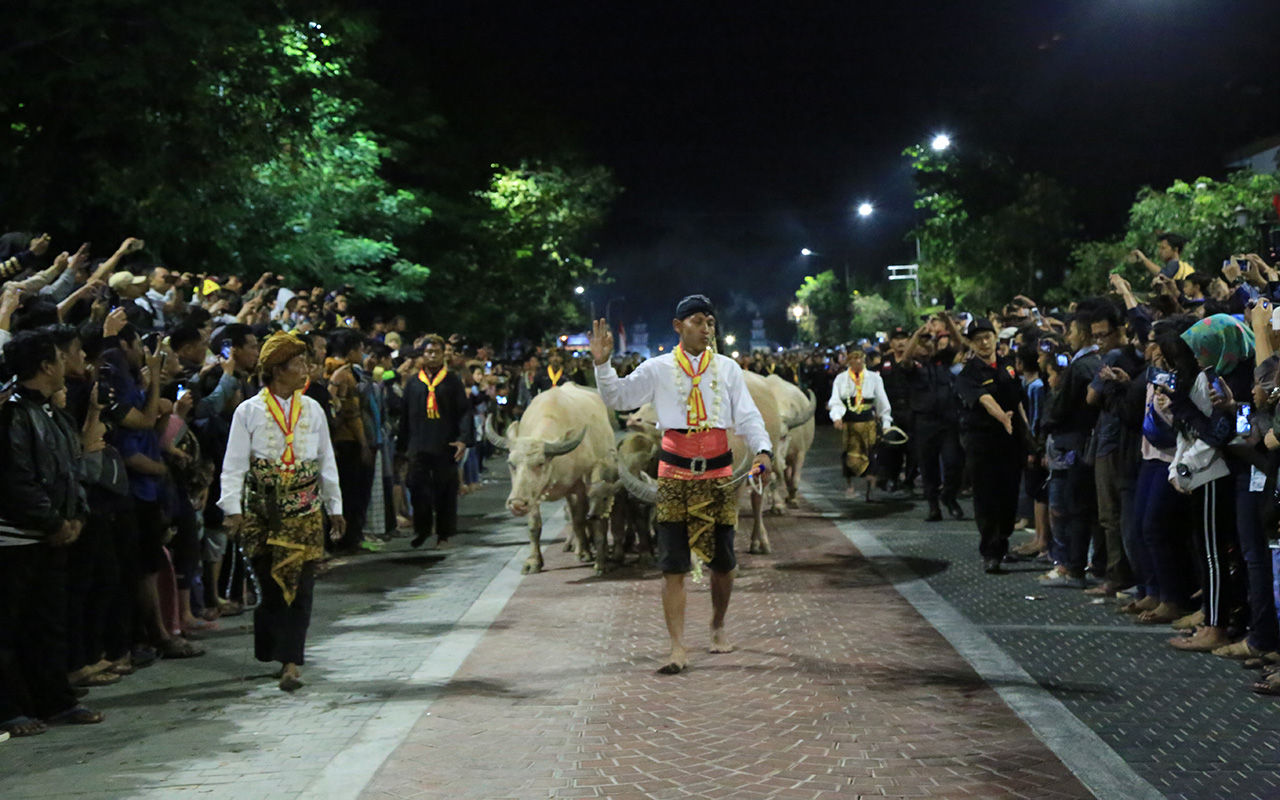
[159,638,205,659]
[1250,673,1280,696]
[74,671,121,687]
[217,600,244,617]
[0,716,49,737]
[47,705,105,725]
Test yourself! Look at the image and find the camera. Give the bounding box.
[1055,353,1069,369]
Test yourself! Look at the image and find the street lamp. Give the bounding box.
[800,248,814,256]
[931,133,951,152]
[724,333,736,346]
[857,202,874,218]
[574,285,585,295]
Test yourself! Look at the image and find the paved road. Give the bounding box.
[2,428,1276,799]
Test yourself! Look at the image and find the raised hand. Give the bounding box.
[589,317,613,365]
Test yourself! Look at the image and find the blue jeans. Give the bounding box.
[1134,459,1191,605]
[1232,470,1279,651]
[1049,462,1096,577]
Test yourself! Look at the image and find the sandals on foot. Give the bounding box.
[159,638,205,659]
[47,706,105,725]
[0,716,49,737]
[74,671,121,687]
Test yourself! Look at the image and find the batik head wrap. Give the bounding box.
[258,331,308,377]
[1180,314,1255,376]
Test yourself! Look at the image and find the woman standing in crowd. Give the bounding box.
[219,332,345,691]
[1164,315,1278,660]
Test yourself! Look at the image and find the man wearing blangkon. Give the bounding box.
[591,295,772,674]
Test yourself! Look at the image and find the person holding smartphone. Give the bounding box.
[1038,301,1104,590]
[1166,315,1278,661]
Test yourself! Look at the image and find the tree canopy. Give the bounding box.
[0,0,618,334]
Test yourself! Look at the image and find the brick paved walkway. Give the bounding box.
[364,494,1092,799]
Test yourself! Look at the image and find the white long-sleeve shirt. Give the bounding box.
[595,353,773,455]
[828,368,893,430]
[218,391,343,517]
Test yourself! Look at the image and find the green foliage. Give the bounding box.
[0,4,426,300]
[1123,172,1280,267]
[793,270,850,344]
[419,159,619,339]
[849,291,903,338]
[904,144,1078,311]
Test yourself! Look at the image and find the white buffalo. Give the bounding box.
[765,374,817,510]
[485,384,618,575]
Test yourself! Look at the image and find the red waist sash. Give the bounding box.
[658,428,732,480]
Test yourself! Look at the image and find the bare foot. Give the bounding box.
[657,645,688,675]
[709,628,735,654]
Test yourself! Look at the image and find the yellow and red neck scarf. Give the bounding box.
[418,367,447,418]
[547,365,563,386]
[847,367,865,410]
[262,388,304,468]
[674,344,712,428]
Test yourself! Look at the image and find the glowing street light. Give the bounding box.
[789,303,807,321]
[856,202,874,218]
[574,285,585,295]
[724,333,736,346]
[800,248,814,256]
[931,133,951,152]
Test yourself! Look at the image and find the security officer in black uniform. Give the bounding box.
[876,327,915,494]
[902,313,966,522]
[955,318,1027,573]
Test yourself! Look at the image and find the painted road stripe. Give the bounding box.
[805,484,1164,800]
[299,510,558,800]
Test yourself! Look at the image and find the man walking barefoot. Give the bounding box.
[591,295,772,674]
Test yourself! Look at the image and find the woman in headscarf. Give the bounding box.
[1164,314,1278,663]
[219,332,345,691]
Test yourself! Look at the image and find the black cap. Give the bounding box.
[967,318,996,337]
[674,294,716,320]
[888,326,910,340]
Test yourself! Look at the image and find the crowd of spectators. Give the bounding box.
[7,223,1280,739]
[804,231,1280,699]
[0,230,551,737]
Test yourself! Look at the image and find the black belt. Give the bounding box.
[658,450,733,475]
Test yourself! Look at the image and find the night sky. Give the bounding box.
[370,0,1280,345]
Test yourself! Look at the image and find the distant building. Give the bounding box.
[1226,136,1280,173]
[749,316,769,352]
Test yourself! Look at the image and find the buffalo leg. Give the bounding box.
[523,506,544,574]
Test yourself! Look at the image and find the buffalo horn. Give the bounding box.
[618,463,659,504]
[542,427,587,457]
[484,416,511,450]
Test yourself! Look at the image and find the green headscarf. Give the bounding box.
[1180,314,1255,376]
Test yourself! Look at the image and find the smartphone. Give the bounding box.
[1055,353,1069,369]
[220,342,232,360]
[1038,339,1054,353]
[1237,403,1252,435]
[1151,369,1176,393]
[176,384,189,401]
[0,375,16,395]
[1270,307,1280,332]
[1203,366,1222,394]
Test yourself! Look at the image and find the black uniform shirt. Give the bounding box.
[955,355,1024,437]
[904,348,960,424]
